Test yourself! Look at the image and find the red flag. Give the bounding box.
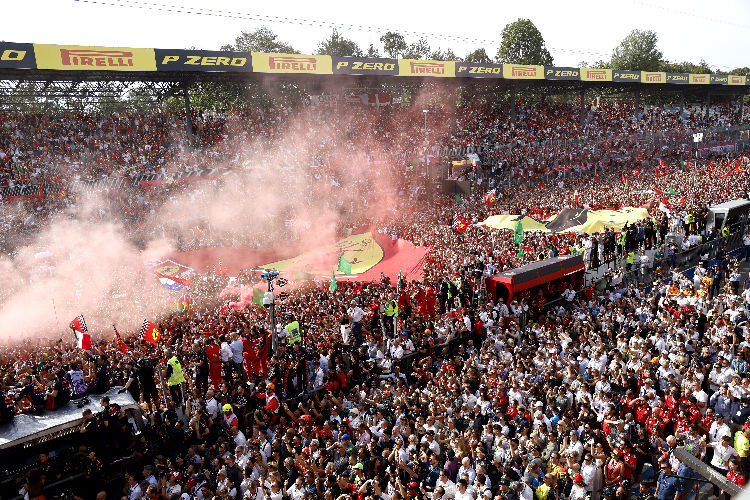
[594,174,599,183]
[69,315,91,350]
[652,186,663,194]
[677,196,686,204]
[139,320,161,345]
[453,214,469,233]
[621,173,629,190]
[112,325,128,353]
[659,159,665,168]
[483,189,497,206]
[537,182,545,192]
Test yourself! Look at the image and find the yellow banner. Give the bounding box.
[640,71,666,83]
[34,44,156,71]
[689,73,710,84]
[580,68,612,82]
[398,59,455,77]
[251,53,332,74]
[502,64,544,79]
[729,75,747,86]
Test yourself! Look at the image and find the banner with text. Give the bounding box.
[455,62,503,78]
[154,49,252,72]
[332,56,398,75]
[503,64,544,79]
[251,53,332,74]
[398,59,456,77]
[34,44,156,71]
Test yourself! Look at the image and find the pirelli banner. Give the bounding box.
[34,44,156,71]
[252,53,332,74]
[580,68,612,82]
[2,41,749,86]
[640,71,666,84]
[155,49,252,72]
[398,59,455,77]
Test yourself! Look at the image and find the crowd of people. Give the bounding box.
[1,96,750,500]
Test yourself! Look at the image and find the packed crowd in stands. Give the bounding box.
[2,98,750,500]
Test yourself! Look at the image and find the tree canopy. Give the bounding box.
[465,48,491,64]
[496,19,553,66]
[221,27,297,53]
[379,32,407,59]
[316,29,363,57]
[609,29,662,71]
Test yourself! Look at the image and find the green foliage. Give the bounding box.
[496,19,553,66]
[610,29,662,71]
[366,44,381,58]
[729,67,750,75]
[429,48,459,61]
[402,38,431,60]
[465,48,491,63]
[316,29,363,57]
[379,32,407,59]
[222,27,297,53]
[660,59,713,74]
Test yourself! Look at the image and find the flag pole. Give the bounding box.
[51,298,60,332]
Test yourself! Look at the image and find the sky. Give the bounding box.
[2,0,749,71]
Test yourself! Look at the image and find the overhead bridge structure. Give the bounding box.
[0,41,747,126]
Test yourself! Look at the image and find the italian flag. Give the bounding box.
[70,315,91,350]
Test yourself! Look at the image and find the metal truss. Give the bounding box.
[0,80,181,112]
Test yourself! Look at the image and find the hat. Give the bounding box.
[353,463,364,471]
[573,473,583,483]
[498,478,510,486]
[341,433,351,441]
[222,404,232,412]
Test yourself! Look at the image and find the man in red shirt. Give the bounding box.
[205,338,222,390]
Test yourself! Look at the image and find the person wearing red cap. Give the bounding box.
[569,473,587,500]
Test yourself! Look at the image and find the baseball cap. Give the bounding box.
[353,463,364,470]
[573,473,583,483]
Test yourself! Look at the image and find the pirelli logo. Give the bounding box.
[511,66,537,77]
[34,44,156,71]
[398,59,455,77]
[641,72,665,83]
[729,75,747,86]
[269,56,317,71]
[61,49,134,68]
[502,64,542,79]
[690,74,709,84]
[584,69,607,80]
[252,53,332,74]
[410,61,445,75]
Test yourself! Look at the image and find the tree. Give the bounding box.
[366,44,381,58]
[402,38,431,60]
[316,29,363,57]
[660,59,713,74]
[496,19,553,66]
[610,29,662,71]
[465,48,491,63]
[380,32,407,59]
[222,27,297,53]
[729,67,750,75]
[429,48,460,61]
